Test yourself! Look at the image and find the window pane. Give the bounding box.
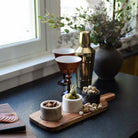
[130,0,137,35]
[60,0,110,32]
[60,0,136,35]
[0,0,36,46]
[61,0,88,17]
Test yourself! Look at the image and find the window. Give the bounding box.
[131,0,137,35]
[0,0,60,67]
[0,0,36,46]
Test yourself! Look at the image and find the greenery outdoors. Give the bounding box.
[39,0,136,48]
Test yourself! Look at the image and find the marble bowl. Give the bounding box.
[82,90,100,104]
[62,94,83,113]
[40,100,62,122]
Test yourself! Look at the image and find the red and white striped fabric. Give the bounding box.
[0,113,18,123]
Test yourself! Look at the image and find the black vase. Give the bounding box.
[94,47,123,80]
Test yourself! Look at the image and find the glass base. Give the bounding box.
[61,90,69,95]
[58,79,67,86]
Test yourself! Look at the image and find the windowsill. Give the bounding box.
[0,53,59,92]
[0,34,138,92]
[0,53,54,79]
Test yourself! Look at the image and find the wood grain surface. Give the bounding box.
[30,93,115,131]
[0,128,36,138]
[0,103,25,131]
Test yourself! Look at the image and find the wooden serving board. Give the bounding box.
[0,104,25,131]
[29,93,115,131]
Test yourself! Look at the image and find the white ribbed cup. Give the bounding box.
[62,94,83,113]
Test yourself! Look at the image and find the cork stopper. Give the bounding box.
[79,31,90,47]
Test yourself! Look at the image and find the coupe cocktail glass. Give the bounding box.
[55,56,81,94]
[53,48,74,86]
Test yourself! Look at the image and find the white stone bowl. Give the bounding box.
[40,100,62,122]
[62,94,83,113]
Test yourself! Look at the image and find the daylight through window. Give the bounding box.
[60,0,137,35]
[0,0,36,46]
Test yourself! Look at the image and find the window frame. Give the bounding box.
[136,0,138,34]
[0,0,60,67]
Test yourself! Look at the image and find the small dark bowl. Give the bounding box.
[82,90,100,104]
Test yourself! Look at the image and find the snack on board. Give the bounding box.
[82,85,100,104]
[40,100,62,122]
[83,85,99,94]
[43,101,59,107]
[62,84,83,113]
[65,84,79,99]
[0,113,18,123]
[79,102,103,116]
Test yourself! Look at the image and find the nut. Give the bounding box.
[84,103,91,106]
[88,90,93,94]
[88,105,93,108]
[92,90,96,94]
[92,87,98,93]
[79,111,84,116]
[83,85,99,94]
[98,103,102,109]
[83,107,89,113]
[88,85,93,90]
[47,103,53,107]
[44,101,58,107]
[92,86,97,90]
[91,103,97,109]
[80,102,102,115]
[83,86,88,93]
[89,107,96,112]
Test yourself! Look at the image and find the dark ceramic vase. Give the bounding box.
[94,47,123,80]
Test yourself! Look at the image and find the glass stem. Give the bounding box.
[65,74,72,93]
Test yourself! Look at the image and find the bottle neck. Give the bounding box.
[79,31,90,47]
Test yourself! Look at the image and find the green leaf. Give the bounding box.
[51,15,56,18]
[74,24,77,30]
[48,20,56,23]
[127,17,131,21]
[125,0,128,3]
[66,17,70,21]
[50,25,57,29]
[38,16,43,20]
[94,26,97,31]
[64,29,69,33]
[59,23,64,27]
[59,17,64,20]
[127,6,130,10]
[104,8,107,11]
[76,8,80,11]
[79,14,85,18]
[68,22,73,25]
